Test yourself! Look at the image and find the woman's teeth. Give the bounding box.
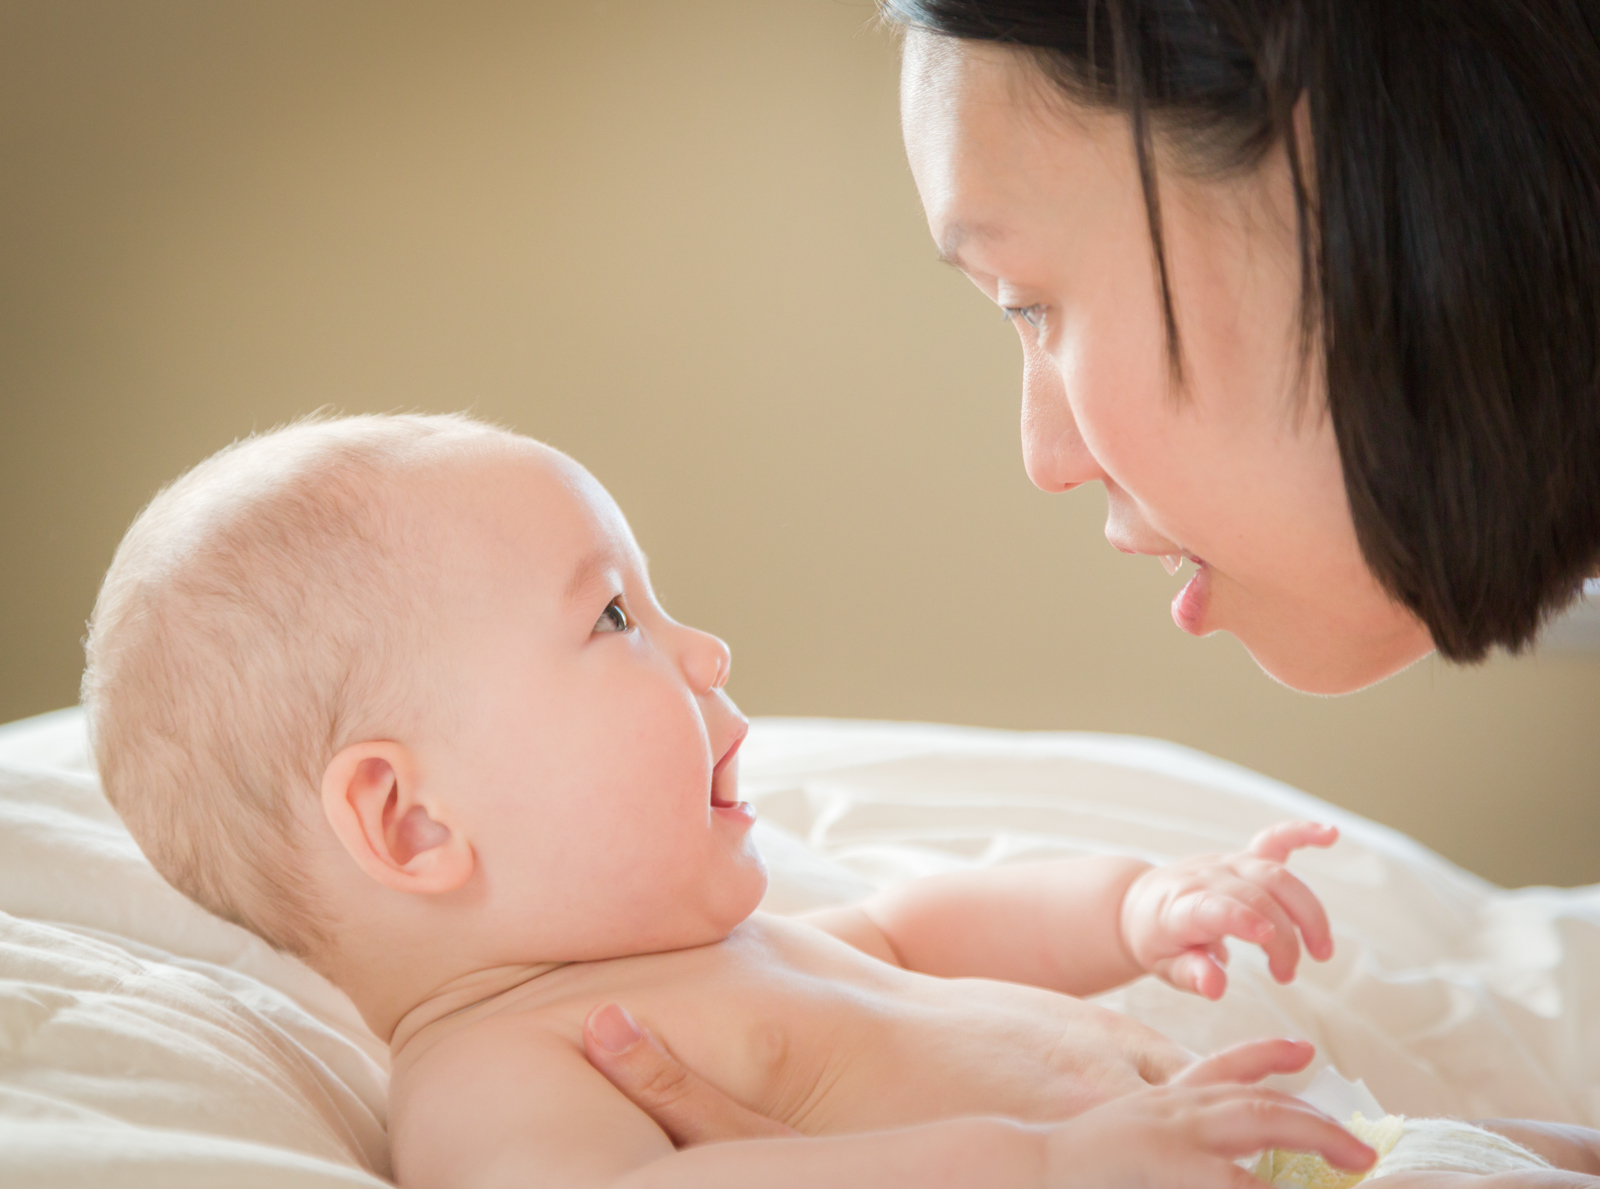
[1160,554,1184,576]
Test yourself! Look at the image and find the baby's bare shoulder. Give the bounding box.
[390,1006,672,1189]
[391,998,573,1124]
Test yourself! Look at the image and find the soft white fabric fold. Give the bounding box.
[744,718,1600,1125]
[0,708,1596,1186]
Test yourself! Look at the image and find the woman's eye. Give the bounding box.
[595,597,630,634]
[1001,304,1048,331]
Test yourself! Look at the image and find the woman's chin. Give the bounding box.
[1235,617,1436,696]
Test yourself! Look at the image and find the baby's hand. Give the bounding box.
[1119,821,1338,999]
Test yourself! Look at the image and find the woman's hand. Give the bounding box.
[1043,1084,1372,1189]
[1120,821,1339,999]
[582,1003,799,1146]
[587,996,1198,1149]
[1041,1038,1373,1189]
[586,1014,1385,1189]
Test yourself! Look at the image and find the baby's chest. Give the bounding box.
[570,941,1148,1134]
[604,954,895,1132]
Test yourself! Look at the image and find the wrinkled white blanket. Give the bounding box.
[2,709,1597,1186]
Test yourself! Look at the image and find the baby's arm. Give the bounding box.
[803,821,1336,998]
[803,853,1155,995]
[390,1017,1370,1189]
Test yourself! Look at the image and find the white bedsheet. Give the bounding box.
[1,708,1596,1185]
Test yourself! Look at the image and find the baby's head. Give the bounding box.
[85,413,765,998]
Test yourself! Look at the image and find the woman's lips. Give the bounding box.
[1119,547,1211,636]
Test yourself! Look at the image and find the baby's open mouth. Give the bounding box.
[710,725,747,808]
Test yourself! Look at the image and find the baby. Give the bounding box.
[82,414,1595,1189]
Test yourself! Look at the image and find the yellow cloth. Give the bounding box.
[1254,1113,1406,1189]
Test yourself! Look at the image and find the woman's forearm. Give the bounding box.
[612,1116,1046,1189]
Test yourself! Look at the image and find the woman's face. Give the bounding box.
[900,32,1433,694]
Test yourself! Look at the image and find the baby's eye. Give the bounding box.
[594,597,631,634]
[1001,303,1048,331]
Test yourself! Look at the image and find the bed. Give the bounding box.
[2,708,1596,1185]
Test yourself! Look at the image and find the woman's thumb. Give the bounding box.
[583,1003,798,1148]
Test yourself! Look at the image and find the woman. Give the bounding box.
[582,0,1600,1159]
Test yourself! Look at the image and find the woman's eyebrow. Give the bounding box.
[936,220,1002,266]
[936,236,969,267]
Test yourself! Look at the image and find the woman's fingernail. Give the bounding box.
[590,1004,642,1055]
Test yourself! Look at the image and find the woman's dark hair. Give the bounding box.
[881,0,1600,662]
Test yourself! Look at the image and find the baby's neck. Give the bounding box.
[387,961,568,1057]
[309,914,570,1052]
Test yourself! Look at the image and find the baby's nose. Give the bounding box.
[682,630,731,693]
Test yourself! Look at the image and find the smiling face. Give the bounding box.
[413,442,766,963]
[900,32,1434,694]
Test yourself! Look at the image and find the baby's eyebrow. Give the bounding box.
[563,548,615,604]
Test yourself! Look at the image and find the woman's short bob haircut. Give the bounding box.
[881,0,1600,663]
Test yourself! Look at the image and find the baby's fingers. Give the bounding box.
[1165,889,1277,950]
[1165,886,1304,982]
[1156,947,1229,999]
[1205,877,1305,983]
[1240,859,1334,963]
[1249,821,1339,864]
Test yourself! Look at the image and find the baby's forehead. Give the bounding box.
[417,440,637,580]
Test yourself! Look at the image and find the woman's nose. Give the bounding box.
[1019,341,1099,494]
[680,628,731,694]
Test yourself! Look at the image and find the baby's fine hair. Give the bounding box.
[83,411,519,956]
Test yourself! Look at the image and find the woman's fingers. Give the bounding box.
[583,1003,797,1147]
[1196,1090,1376,1172]
[1170,1038,1315,1088]
[1047,1084,1374,1189]
[1135,1033,1205,1086]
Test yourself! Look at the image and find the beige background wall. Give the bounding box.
[2,0,1596,887]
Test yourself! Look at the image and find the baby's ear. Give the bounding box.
[320,741,474,894]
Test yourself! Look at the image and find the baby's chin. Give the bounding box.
[600,856,770,959]
[714,860,772,936]
[692,853,770,941]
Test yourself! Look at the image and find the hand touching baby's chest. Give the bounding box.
[534,916,1186,1135]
